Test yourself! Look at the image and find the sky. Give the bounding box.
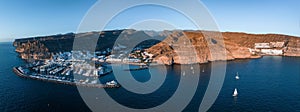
[0,0,299,42]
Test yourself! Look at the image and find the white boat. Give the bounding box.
[233,88,238,97]
[85,78,89,83]
[90,80,98,84]
[106,80,118,86]
[235,72,240,80]
[66,70,70,76]
[202,68,205,73]
[78,69,84,75]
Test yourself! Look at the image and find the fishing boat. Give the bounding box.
[232,88,238,97]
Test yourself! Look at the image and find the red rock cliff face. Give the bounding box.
[283,38,300,56]
[13,30,300,64]
[147,31,300,65]
[14,40,52,61]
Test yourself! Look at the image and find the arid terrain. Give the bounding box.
[13,30,300,64]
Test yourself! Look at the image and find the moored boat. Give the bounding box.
[106,80,118,86]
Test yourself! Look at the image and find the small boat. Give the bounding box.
[90,80,98,84]
[233,88,238,97]
[202,68,205,73]
[106,80,118,86]
[235,72,240,80]
[85,78,89,83]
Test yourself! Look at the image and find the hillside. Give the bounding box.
[13,30,300,64]
[147,31,300,65]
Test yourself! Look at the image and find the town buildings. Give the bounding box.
[250,42,286,55]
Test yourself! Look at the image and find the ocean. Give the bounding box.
[1,42,300,112]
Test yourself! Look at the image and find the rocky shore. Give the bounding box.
[13,30,300,65]
[147,31,300,65]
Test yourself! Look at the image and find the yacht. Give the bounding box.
[233,88,238,97]
[235,72,240,80]
[106,80,118,86]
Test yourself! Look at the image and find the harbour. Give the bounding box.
[13,67,120,88]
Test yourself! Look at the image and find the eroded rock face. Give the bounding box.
[155,56,173,65]
[284,38,300,56]
[14,40,51,61]
[13,30,300,64]
[147,31,300,65]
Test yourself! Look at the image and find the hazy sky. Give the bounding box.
[0,0,299,42]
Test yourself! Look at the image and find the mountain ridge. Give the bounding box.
[13,29,300,64]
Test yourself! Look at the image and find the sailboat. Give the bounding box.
[235,72,240,80]
[232,88,238,97]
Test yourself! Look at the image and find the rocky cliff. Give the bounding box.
[14,40,51,61]
[13,30,300,64]
[13,30,160,60]
[147,31,300,65]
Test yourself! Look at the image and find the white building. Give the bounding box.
[248,48,260,55]
[260,49,283,55]
[123,58,141,63]
[143,52,154,59]
[252,41,285,55]
[106,58,122,62]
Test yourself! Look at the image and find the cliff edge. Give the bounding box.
[13,30,300,64]
[147,31,300,65]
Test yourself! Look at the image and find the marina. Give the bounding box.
[13,67,120,88]
[11,49,154,89]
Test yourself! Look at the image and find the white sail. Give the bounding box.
[235,72,240,80]
[233,88,238,96]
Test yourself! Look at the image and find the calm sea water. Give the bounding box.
[1,42,300,112]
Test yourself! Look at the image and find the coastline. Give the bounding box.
[12,30,300,65]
